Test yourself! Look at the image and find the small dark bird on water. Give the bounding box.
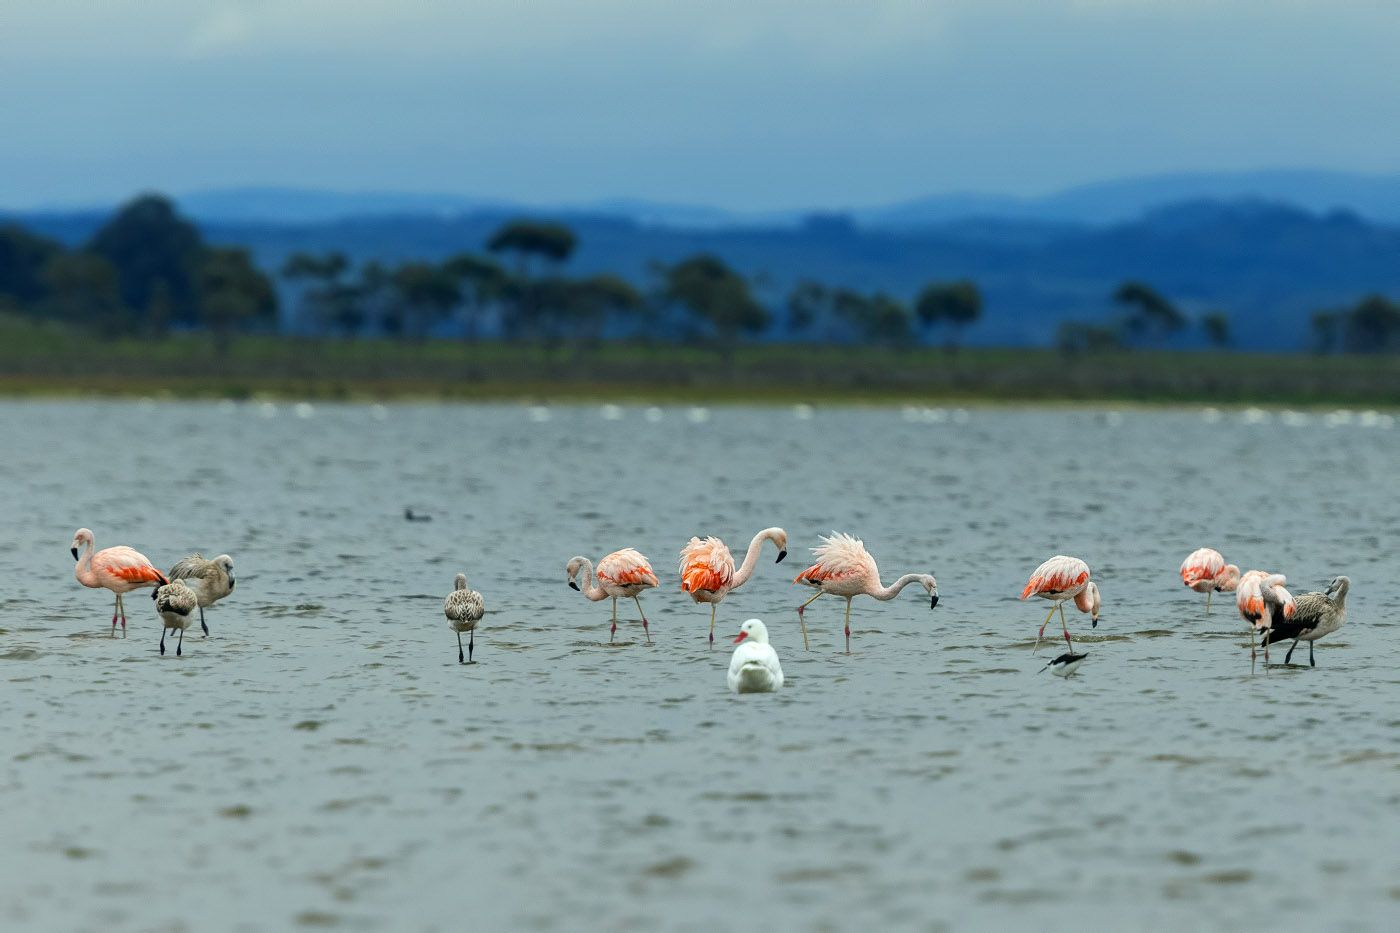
[1041,651,1088,677]
[1260,575,1349,667]
[405,509,433,522]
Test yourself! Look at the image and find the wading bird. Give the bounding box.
[444,572,485,663]
[167,553,235,636]
[1041,651,1088,678]
[679,527,788,646]
[728,619,783,693]
[152,579,198,657]
[792,532,938,653]
[566,548,660,644]
[71,528,167,637]
[1260,575,1348,667]
[1021,555,1100,653]
[1236,569,1295,664]
[1180,547,1241,613]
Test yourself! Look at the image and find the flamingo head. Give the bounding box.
[770,528,789,564]
[1215,564,1241,592]
[216,555,235,589]
[733,618,769,645]
[565,556,586,591]
[922,574,940,609]
[453,572,467,591]
[1086,581,1101,627]
[70,527,93,560]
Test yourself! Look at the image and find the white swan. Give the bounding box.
[727,619,783,694]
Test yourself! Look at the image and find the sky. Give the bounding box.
[3,0,1400,211]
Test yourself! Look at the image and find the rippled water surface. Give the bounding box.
[2,400,1398,931]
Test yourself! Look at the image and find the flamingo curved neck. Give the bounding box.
[577,559,608,601]
[74,540,97,586]
[870,573,926,601]
[730,527,783,590]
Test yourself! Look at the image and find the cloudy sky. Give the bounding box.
[3,1,1398,210]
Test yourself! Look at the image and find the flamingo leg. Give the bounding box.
[160,626,167,656]
[634,596,651,644]
[610,597,618,643]
[796,591,821,652]
[176,626,183,657]
[708,604,716,648]
[1034,603,1058,654]
[1308,639,1314,668]
[111,594,119,637]
[119,594,127,638]
[843,598,853,654]
[457,630,465,664]
[200,606,208,637]
[1205,589,1212,614]
[1285,635,1299,666]
[1059,603,1072,649]
[469,627,475,662]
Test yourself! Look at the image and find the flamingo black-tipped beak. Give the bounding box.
[568,581,579,591]
[1092,618,1099,628]
[151,588,160,601]
[71,547,79,560]
[930,594,939,609]
[776,550,787,564]
[227,578,235,590]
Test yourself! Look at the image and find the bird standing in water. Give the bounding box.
[444,572,485,663]
[153,579,199,657]
[727,619,784,693]
[71,527,168,637]
[792,532,938,652]
[1179,547,1240,614]
[1021,555,1100,653]
[679,527,787,646]
[1259,575,1348,667]
[567,548,660,643]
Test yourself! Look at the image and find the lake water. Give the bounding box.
[1,400,1397,931]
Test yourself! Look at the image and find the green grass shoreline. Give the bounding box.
[2,320,1398,406]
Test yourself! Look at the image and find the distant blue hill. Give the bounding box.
[163,169,1400,228]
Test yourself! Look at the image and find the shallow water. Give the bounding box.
[1,400,1398,931]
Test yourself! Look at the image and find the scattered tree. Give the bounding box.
[1113,281,1185,345]
[659,254,768,347]
[88,194,204,331]
[915,279,982,350]
[197,248,277,353]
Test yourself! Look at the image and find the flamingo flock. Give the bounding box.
[65,522,1351,678]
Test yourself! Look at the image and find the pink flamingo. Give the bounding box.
[1021,555,1100,652]
[567,548,660,644]
[71,527,168,637]
[1179,547,1241,613]
[1236,569,1295,665]
[792,532,938,653]
[679,527,788,646]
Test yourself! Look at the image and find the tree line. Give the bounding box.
[4,192,1399,353]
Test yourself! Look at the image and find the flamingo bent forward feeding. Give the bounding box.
[567,548,660,644]
[1179,547,1240,614]
[728,619,783,693]
[444,572,485,663]
[1021,555,1100,653]
[152,580,198,656]
[71,528,168,637]
[792,532,938,653]
[167,553,235,637]
[679,527,787,647]
[1236,569,1295,665]
[1259,575,1348,667]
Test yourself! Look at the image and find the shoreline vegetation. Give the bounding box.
[4,321,1400,406]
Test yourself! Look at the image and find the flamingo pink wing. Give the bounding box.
[599,548,658,587]
[678,537,733,593]
[1021,556,1089,599]
[94,547,166,585]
